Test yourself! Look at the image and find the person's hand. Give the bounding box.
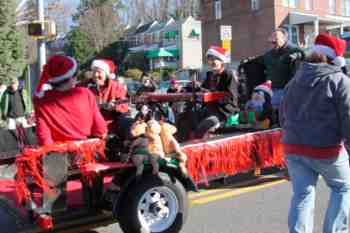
[100,101,115,111]
[240,56,257,64]
[218,94,231,105]
[283,52,304,64]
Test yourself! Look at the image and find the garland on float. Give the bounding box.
[183,129,284,184]
[15,139,106,205]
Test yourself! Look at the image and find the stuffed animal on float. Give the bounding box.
[239,80,273,129]
[128,120,157,176]
[160,122,188,175]
[145,119,166,174]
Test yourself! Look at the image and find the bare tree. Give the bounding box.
[171,0,199,19]
[15,0,73,63]
[77,1,125,52]
[47,0,74,34]
[123,0,199,25]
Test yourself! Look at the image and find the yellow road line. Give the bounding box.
[191,180,287,205]
[188,174,287,200]
[189,188,231,199]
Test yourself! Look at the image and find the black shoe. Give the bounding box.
[195,116,220,139]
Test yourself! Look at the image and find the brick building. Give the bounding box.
[200,0,350,62]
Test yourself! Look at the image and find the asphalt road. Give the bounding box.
[82,174,331,233]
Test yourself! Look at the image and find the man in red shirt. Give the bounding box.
[34,56,107,145]
[32,55,107,220]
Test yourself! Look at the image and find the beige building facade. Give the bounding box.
[200,0,350,61]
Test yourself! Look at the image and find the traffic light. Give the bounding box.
[27,21,56,39]
[28,22,43,37]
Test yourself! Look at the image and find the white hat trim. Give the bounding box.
[206,48,227,63]
[312,44,336,59]
[333,56,346,67]
[91,60,110,75]
[48,57,78,84]
[255,86,273,97]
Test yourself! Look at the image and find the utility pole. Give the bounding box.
[37,0,46,72]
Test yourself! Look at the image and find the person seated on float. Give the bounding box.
[35,56,107,145]
[165,78,185,123]
[33,55,108,220]
[89,59,130,138]
[194,46,241,139]
[136,72,157,95]
[231,81,273,130]
[167,78,183,93]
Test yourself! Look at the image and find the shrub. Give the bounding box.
[124,68,143,81]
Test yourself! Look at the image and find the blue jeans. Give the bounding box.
[286,151,350,233]
[272,88,285,110]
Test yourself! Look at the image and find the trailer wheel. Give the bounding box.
[118,173,188,233]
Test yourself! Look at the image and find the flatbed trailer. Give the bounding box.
[0,128,284,233]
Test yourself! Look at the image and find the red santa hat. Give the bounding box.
[170,79,177,85]
[254,80,273,97]
[91,59,116,79]
[312,33,347,67]
[35,55,78,97]
[206,46,229,63]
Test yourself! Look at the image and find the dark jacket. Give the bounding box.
[280,62,350,148]
[201,69,241,119]
[255,44,304,89]
[0,88,32,119]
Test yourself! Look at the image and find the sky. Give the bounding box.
[64,0,79,9]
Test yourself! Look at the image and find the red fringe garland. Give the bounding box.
[183,129,285,184]
[15,139,106,205]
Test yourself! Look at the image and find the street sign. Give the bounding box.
[220,25,232,41]
[222,39,231,63]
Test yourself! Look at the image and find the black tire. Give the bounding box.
[118,173,188,233]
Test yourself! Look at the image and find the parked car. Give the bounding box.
[125,79,142,96]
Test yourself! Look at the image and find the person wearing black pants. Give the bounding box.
[194,46,241,139]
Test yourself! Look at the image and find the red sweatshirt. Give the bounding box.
[97,79,128,113]
[34,87,107,146]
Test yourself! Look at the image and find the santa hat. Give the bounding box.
[170,79,177,85]
[254,81,273,97]
[312,33,347,67]
[91,59,116,79]
[35,55,78,97]
[206,46,229,63]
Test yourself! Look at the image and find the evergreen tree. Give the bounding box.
[64,28,96,68]
[0,0,25,83]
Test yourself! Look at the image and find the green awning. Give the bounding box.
[146,48,179,58]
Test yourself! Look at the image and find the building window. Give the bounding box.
[251,0,260,11]
[305,0,313,10]
[290,0,298,7]
[290,26,299,45]
[329,0,336,14]
[214,0,222,20]
[285,25,299,45]
[282,0,298,8]
[344,0,350,16]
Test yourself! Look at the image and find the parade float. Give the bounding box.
[0,89,284,233]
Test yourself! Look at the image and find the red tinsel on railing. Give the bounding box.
[15,139,106,205]
[183,129,285,184]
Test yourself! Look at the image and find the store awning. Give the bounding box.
[146,48,179,58]
[289,12,318,25]
[289,12,350,26]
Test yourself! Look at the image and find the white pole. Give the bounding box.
[37,0,46,73]
[314,18,319,38]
